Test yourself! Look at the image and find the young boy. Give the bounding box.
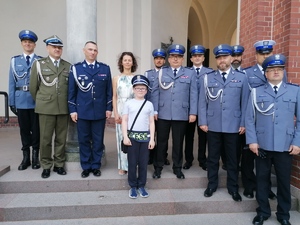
[122,75,155,199]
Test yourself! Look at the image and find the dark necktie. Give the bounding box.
[196,68,200,75]
[222,72,226,82]
[89,64,94,69]
[173,69,177,77]
[26,55,30,66]
[54,60,58,67]
[274,86,278,94]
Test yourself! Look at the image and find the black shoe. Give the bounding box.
[243,189,254,198]
[277,219,291,225]
[81,170,90,178]
[53,167,67,175]
[173,170,185,179]
[222,164,227,170]
[41,169,50,178]
[199,163,207,171]
[164,158,170,165]
[152,169,161,179]
[229,191,242,202]
[92,169,101,177]
[252,215,268,225]
[183,162,192,170]
[204,188,215,197]
[18,151,31,170]
[268,190,276,200]
[32,149,40,169]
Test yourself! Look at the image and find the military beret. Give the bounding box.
[167,44,185,55]
[152,48,166,58]
[131,75,150,89]
[190,45,206,55]
[213,44,233,57]
[19,30,38,42]
[232,45,244,56]
[43,35,63,47]
[262,54,286,71]
[254,40,276,54]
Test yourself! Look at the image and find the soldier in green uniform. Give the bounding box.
[29,35,72,179]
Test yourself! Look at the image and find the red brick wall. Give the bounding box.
[240,0,300,189]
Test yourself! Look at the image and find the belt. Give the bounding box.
[16,85,29,91]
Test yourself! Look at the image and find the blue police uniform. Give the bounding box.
[151,44,198,179]
[198,44,250,198]
[8,30,41,170]
[245,54,300,222]
[68,60,113,172]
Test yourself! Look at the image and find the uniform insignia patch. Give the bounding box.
[98,74,106,77]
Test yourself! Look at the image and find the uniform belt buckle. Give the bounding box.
[22,85,29,91]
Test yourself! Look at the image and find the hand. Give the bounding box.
[289,145,300,155]
[189,115,196,123]
[148,140,155,149]
[106,111,112,119]
[154,114,158,121]
[114,114,122,124]
[200,125,208,132]
[10,106,18,116]
[70,112,78,123]
[239,126,245,135]
[249,143,259,156]
[123,137,132,146]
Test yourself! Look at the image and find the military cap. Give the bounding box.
[262,54,286,71]
[19,30,38,42]
[131,75,150,89]
[232,45,244,56]
[43,35,63,47]
[254,40,276,54]
[167,44,185,55]
[213,44,233,58]
[152,48,166,58]
[190,45,206,55]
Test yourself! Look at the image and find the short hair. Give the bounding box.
[117,52,138,73]
[84,41,97,47]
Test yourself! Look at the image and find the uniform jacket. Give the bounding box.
[29,56,72,115]
[245,82,300,151]
[151,66,198,121]
[198,69,250,133]
[9,54,41,109]
[194,66,214,91]
[144,68,158,103]
[68,60,113,120]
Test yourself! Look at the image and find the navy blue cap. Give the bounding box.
[213,44,233,57]
[43,35,63,47]
[131,75,150,89]
[254,40,276,54]
[262,54,286,71]
[152,48,166,58]
[19,30,38,42]
[232,45,244,55]
[190,45,206,55]
[167,44,185,55]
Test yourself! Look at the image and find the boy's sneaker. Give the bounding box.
[129,188,138,199]
[138,187,149,198]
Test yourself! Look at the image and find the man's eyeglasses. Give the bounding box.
[134,87,147,91]
[265,68,284,73]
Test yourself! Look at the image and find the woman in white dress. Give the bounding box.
[112,52,138,175]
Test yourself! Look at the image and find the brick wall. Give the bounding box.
[240,0,300,189]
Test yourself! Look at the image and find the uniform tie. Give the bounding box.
[196,68,200,75]
[89,64,94,69]
[173,69,177,77]
[54,60,58,67]
[221,72,226,82]
[274,86,278,94]
[26,55,30,66]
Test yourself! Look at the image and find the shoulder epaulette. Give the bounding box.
[207,70,215,75]
[287,82,299,87]
[74,62,82,66]
[185,66,194,70]
[12,55,22,59]
[145,69,153,72]
[98,62,109,67]
[243,66,251,70]
[162,66,169,69]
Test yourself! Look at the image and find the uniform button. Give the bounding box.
[94,98,96,100]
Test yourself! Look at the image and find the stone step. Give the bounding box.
[0,188,297,222]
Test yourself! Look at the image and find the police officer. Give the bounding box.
[144,48,169,165]
[246,54,300,225]
[9,30,41,170]
[183,45,213,171]
[29,35,72,179]
[231,45,245,71]
[68,41,113,178]
[243,40,280,199]
[199,44,250,201]
[151,44,198,179]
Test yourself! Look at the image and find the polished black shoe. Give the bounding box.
[92,169,101,177]
[268,190,277,200]
[32,149,40,169]
[183,162,192,170]
[229,191,242,202]
[18,150,31,170]
[252,215,268,225]
[164,158,170,165]
[204,188,215,197]
[243,189,254,198]
[199,163,207,171]
[81,170,90,178]
[53,167,67,175]
[173,170,185,179]
[152,169,161,179]
[41,169,50,178]
[277,219,291,225]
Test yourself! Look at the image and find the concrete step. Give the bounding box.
[0,188,297,222]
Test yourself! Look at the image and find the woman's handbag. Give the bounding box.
[121,99,147,154]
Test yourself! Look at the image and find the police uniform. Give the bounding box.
[68,59,112,175]
[29,35,72,178]
[246,54,300,224]
[151,44,198,179]
[198,44,250,199]
[8,30,41,170]
[184,45,213,170]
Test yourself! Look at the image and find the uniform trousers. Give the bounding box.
[39,114,69,169]
[184,119,207,165]
[127,139,149,188]
[207,131,239,193]
[154,119,187,172]
[255,151,292,220]
[17,109,40,151]
[77,118,105,170]
[241,146,256,191]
